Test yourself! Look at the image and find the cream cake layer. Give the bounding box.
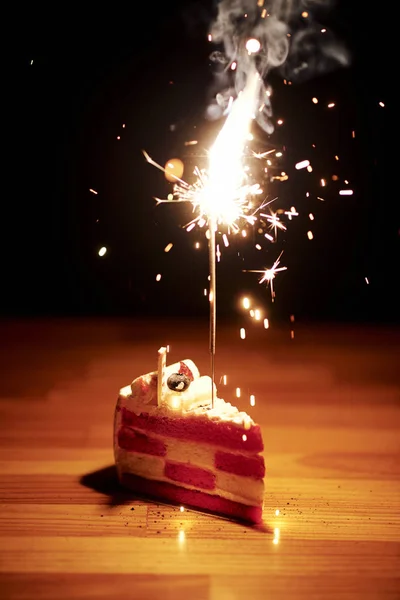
[117,427,265,480]
[116,448,264,506]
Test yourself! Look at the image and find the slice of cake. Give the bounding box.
[114,347,265,523]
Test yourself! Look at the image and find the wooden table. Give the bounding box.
[0,318,399,599]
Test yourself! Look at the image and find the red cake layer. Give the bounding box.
[215,450,265,480]
[118,427,167,456]
[164,460,216,490]
[121,472,263,524]
[121,407,263,453]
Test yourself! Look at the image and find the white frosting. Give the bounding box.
[163,375,216,411]
[122,358,255,428]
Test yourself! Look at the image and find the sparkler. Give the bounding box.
[144,66,266,406]
[200,66,262,405]
[141,1,354,399]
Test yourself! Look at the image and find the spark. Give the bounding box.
[327,102,335,108]
[277,119,283,125]
[307,231,314,240]
[164,243,173,253]
[242,297,251,309]
[309,213,314,220]
[244,251,287,300]
[252,149,275,159]
[339,189,354,196]
[98,247,107,257]
[156,273,162,281]
[242,434,247,442]
[184,140,198,146]
[365,277,370,284]
[320,178,326,187]
[285,207,298,220]
[89,188,98,195]
[264,318,269,329]
[271,173,288,181]
[295,160,310,170]
[275,509,280,516]
[260,210,287,240]
[236,387,241,397]
[312,97,318,104]
[246,38,261,54]
[240,328,246,339]
[379,101,385,107]
[223,374,227,385]
[250,395,255,406]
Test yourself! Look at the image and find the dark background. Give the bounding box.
[6,1,394,325]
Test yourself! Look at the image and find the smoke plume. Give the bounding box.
[207,0,350,133]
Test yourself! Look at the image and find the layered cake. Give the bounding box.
[114,347,265,523]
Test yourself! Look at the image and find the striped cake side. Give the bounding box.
[114,401,265,523]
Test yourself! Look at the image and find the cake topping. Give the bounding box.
[178,361,195,382]
[167,372,191,392]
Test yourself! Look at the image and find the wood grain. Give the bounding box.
[0,318,399,600]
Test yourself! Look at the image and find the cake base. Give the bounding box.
[121,472,263,524]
